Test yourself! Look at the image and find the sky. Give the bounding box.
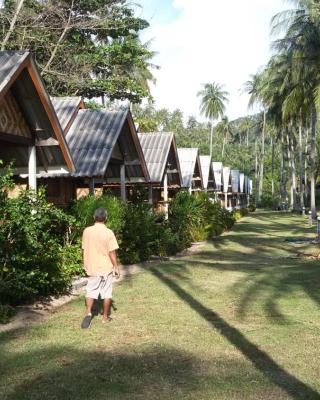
[136,0,290,122]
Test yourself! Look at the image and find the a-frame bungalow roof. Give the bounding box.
[0,51,74,173]
[51,96,84,134]
[138,132,182,186]
[200,155,214,190]
[42,107,149,182]
[177,148,203,189]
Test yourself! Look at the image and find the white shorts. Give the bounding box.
[86,275,113,299]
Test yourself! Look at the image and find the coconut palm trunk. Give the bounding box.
[210,124,214,159]
[258,110,266,203]
[280,130,286,206]
[310,109,317,218]
[304,127,309,202]
[255,138,259,205]
[286,130,297,210]
[298,119,305,210]
[271,137,275,208]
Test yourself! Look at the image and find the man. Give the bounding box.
[81,207,120,329]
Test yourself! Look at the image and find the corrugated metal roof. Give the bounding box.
[212,162,223,171]
[51,96,82,133]
[138,132,174,183]
[67,108,128,177]
[0,51,74,172]
[177,148,199,188]
[199,156,212,189]
[0,51,29,95]
[222,166,231,193]
[231,169,240,193]
[37,108,149,181]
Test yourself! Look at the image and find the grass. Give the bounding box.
[1,211,320,399]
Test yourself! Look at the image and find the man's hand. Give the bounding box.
[109,250,120,279]
[113,267,121,280]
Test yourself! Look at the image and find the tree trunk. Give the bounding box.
[255,138,258,205]
[41,0,74,74]
[210,124,214,159]
[258,110,266,203]
[310,109,317,218]
[1,0,25,51]
[304,127,309,202]
[271,137,275,209]
[280,130,286,206]
[298,119,304,210]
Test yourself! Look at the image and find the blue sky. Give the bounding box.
[137,0,290,122]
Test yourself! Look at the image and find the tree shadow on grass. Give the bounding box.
[0,343,289,400]
[145,266,320,400]
[191,250,320,324]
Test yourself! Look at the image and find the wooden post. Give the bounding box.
[28,145,37,191]
[148,185,153,205]
[120,164,126,202]
[89,178,95,195]
[164,172,168,220]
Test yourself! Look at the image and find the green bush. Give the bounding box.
[169,192,207,250]
[119,203,166,264]
[0,304,16,324]
[0,182,77,305]
[69,194,124,237]
[241,208,249,216]
[248,203,256,212]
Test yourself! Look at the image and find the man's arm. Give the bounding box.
[109,250,120,279]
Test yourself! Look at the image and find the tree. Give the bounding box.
[271,0,320,216]
[0,0,156,103]
[216,116,233,158]
[197,82,229,159]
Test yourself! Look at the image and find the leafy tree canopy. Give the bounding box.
[0,0,156,103]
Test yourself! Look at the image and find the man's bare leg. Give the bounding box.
[81,297,95,329]
[85,297,94,315]
[102,298,112,321]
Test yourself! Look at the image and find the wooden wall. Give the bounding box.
[0,90,31,139]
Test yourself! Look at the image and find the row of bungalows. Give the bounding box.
[211,162,253,210]
[0,51,252,213]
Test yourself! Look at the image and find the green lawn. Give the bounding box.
[1,211,320,399]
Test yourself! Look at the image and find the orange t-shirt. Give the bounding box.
[82,223,119,276]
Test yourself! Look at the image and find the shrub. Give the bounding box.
[0,185,77,305]
[69,194,124,237]
[0,304,16,324]
[118,203,164,264]
[169,192,207,250]
[248,203,256,212]
[241,208,249,216]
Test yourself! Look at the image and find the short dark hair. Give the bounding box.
[94,207,107,222]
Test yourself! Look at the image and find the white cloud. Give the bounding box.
[141,0,288,121]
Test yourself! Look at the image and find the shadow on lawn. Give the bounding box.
[1,344,280,400]
[0,345,200,400]
[193,248,320,323]
[146,266,320,400]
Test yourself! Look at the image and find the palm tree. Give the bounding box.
[216,116,233,158]
[197,82,229,158]
[271,0,320,217]
[244,72,269,204]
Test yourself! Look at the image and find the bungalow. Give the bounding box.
[222,166,232,209]
[38,106,150,205]
[138,132,182,217]
[199,156,214,192]
[177,148,203,193]
[0,51,74,194]
[231,169,240,209]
